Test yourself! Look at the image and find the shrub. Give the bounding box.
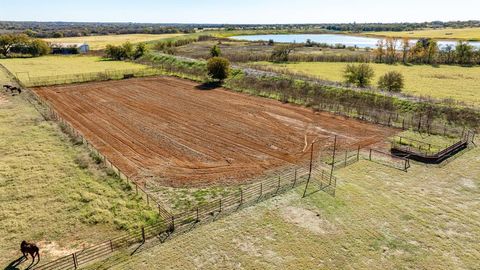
[105,42,146,60]
[207,57,230,81]
[0,34,49,57]
[343,63,375,88]
[378,71,404,92]
[271,45,294,62]
[210,45,221,57]
[105,44,127,60]
[133,43,148,59]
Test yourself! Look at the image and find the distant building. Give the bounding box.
[51,43,90,54]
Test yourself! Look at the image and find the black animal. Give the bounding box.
[20,240,40,262]
[2,84,12,91]
[10,87,22,95]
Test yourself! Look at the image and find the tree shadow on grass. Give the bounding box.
[195,81,222,91]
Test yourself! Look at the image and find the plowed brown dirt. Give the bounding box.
[34,77,397,187]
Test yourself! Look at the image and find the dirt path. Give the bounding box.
[34,77,398,187]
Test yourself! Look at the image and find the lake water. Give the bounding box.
[231,34,480,49]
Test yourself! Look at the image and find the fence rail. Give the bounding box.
[33,164,335,270]
[19,67,164,87]
[391,130,475,163]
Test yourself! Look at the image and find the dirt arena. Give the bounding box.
[34,77,397,187]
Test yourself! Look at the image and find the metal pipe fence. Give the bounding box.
[20,68,164,87]
[33,165,335,270]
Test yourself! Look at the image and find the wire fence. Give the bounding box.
[322,144,411,172]
[23,73,339,269]
[11,63,470,269]
[19,67,164,87]
[391,130,475,163]
[33,163,335,270]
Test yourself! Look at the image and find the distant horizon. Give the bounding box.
[1,0,479,24]
[2,20,480,25]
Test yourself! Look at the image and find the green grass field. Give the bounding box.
[43,33,186,50]
[0,55,147,82]
[0,72,159,267]
[363,27,480,41]
[252,62,480,106]
[87,141,480,269]
[392,130,461,154]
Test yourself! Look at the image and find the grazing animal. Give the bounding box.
[10,87,22,95]
[2,84,12,91]
[20,241,40,262]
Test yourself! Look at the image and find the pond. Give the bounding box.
[230,34,480,49]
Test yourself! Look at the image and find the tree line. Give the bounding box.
[374,38,480,65]
[0,34,49,57]
[0,21,195,38]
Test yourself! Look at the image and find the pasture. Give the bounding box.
[33,76,396,188]
[0,55,147,84]
[251,62,480,106]
[363,27,480,41]
[86,141,480,269]
[43,33,186,50]
[0,73,159,267]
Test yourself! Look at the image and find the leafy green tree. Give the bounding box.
[122,42,134,58]
[52,32,64,38]
[105,42,141,60]
[0,34,29,57]
[410,38,438,64]
[455,41,474,65]
[207,57,230,81]
[343,63,375,88]
[105,44,126,60]
[28,39,50,56]
[133,43,148,59]
[24,29,38,37]
[210,45,221,57]
[378,71,404,92]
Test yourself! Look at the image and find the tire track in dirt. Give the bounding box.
[34,77,398,187]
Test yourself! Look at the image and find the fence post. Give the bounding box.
[135,184,138,195]
[110,240,114,252]
[170,216,175,232]
[357,146,360,161]
[72,253,77,269]
[292,169,297,188]
[259,183,263,199]
[196,207,199,223]
[240,188,243,205]
[142,227,145,243]
[303,139,317,198]
[276,176,281,194]
[219,198,222,212]
[344,151,348,167]
[369,149,372,161]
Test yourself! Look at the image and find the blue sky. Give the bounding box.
[1,0,479,24]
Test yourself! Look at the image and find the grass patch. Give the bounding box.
[252,61,480,106]
[362,27,480,41]
[43,33,186,50]
[93,141,480,269]
[0,55,148,83]
[0,91,159,266]
[393,130,461,154]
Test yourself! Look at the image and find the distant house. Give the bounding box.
[51,43,90,54]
